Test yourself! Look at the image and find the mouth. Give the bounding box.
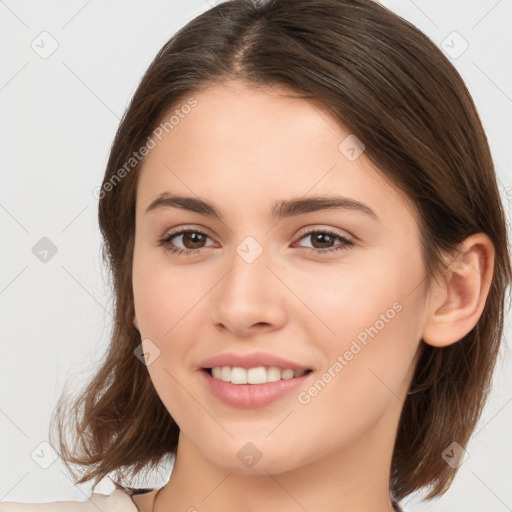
[202,366,313,385]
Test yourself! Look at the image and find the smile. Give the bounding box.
[200,367,313,408]
[206,366,311,384]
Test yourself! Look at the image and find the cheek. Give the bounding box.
[132,247,205,337]
[290,244,424,339]
[291,300,421,458]
[294,246,424,403]
[132,253,205,398]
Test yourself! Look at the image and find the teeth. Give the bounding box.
[209,366,308,384]
[266,367,281,382]
[220,366,230,381]
[248,366,266,384]
[231,367,247,384]
[281,369,294,380]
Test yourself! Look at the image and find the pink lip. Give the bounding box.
[199,369,313,408]
[199,351,311,372]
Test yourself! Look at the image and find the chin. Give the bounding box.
[203,440,306,476]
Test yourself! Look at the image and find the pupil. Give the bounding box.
[313,233,332,248]
[184,232,204,248]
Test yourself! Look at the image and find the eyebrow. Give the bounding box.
[145,193,379,221]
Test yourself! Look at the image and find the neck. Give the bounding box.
[153,406,400,512]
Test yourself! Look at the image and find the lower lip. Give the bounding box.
[200,369,312,408]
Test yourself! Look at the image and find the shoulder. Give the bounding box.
[0,489,139,512]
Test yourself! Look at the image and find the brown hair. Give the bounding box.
[49,0,512,503]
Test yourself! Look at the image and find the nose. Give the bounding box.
[209,241,288,337]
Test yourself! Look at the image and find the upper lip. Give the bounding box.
[200,351,312,371]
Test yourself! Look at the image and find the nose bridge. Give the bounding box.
[224,234,274,303]
[211,233,286,331]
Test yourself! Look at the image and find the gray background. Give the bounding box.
[1,1,511,510]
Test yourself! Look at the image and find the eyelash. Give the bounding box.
[157,228,354,257]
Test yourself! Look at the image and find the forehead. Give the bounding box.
[136,80,416,224]
[141,79,346,170]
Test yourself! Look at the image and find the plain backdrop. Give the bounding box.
[1,1,511,510]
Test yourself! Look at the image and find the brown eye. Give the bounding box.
[172,231,207,249]
[295,229,354,255]
[306,232,337,249]
[158,229,215,255]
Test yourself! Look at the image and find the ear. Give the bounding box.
[422,233,495,347]
[133,314,139,330]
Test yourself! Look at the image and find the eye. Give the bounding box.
[294,228,354,255]
[157,227,354,257]
[157,228,216,256]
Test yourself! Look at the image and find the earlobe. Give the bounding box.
[133,314,139,330]
[422,233,495,348]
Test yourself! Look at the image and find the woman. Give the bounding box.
[2,0,509,511]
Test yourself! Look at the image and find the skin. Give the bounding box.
[131,79,494,512]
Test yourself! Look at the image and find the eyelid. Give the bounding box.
[294,224,352,240]
[160,224,214,239]
[159,225,216,246]
[292,228,354,253]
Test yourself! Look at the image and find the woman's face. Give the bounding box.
[132,79,428,475]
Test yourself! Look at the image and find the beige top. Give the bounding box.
[0,487,160,512]
[0,487,404,512]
